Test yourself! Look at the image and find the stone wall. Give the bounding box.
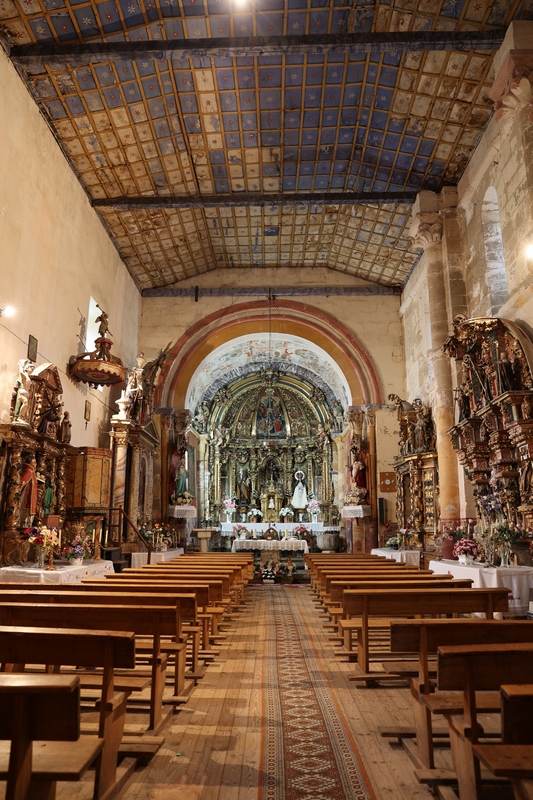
[0,48,141,448]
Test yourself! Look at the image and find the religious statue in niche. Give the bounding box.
[19,456,38,527]
[236,468,251,505]
[291,470,308,509]
[191,400,210,434]
[345,447,368,506]
[10,362,71,443]
[389,394,436,458]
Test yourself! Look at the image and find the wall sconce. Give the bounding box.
[526,244,533,260]
[0,305,15,318]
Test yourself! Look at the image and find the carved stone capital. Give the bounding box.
[494,73,533,131]
[409,212,443,249]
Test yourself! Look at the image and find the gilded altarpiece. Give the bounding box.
[444,318,533,557]
[389,395,438,548]
[189,369,337,526]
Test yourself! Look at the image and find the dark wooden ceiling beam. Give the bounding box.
[10,30,505,66]
[93,191,418,210]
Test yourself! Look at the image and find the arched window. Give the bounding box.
[482,186,508,314]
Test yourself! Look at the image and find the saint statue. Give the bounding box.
[291,470,308,508]
[43,477,55,515]
[59,411,72,443]
[351,451,366,489]
[236,469,251,504]
[19,457,38,526]
[12,359,34,424]
[175,463,188,496]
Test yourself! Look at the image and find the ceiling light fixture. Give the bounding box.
[526,244,533,260]
[0,305,15,318]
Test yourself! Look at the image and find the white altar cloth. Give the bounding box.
[131,548,184,568]
[232,539,309,554]
[0,559,114,584]
[371,547,421,567]
[429,559,533,616]
[221,522,333,537]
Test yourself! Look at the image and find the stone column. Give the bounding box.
[147,449,155,520]
[159,413,172,521]
[490,22,533,213]
[410,195,460,522]
[197,434,209,520]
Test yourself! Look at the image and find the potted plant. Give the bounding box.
[452,536,479,564]
[439,525,466,560]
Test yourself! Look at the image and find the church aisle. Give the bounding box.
[111,585,432,800]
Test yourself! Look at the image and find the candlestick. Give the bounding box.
[253,528,257,539]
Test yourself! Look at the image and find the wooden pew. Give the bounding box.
[429,643,533,800]
[0,603,179,733]
[310,563,419,593]
[339,587,509,679]
[383,619,533,771]
[0,590,193,701]
[0,626,136,800]
[0,673,103,800]
[473,684,533,800]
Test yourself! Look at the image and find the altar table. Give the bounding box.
[429,559,533,617]
[232,539,309,554]
[131,548,184,568]
[0,559,115,584]
[371,547,421,567]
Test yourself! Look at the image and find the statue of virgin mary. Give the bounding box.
[291,470,308,509]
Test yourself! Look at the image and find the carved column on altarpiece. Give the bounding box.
[147,449,156,521]
[35,450,47,524]
[491,24,533,214]
[158,413,172,520]
[196,434,209,520]
[127,440,141,541]
[1,444,23,566]
[110,423,130,542]
[364,409,378,550]
[56,456,67,521]
[410,204,460,522]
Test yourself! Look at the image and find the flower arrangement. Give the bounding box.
[232,524,248,537]
[494,521,524,547]
[292,525,310,538]
[452,537,479,558]
[255,560,285,581]
[247,508,263,518]
[478,493,502,517]
[61,531,93,561]
[37,525,60,551]
[23,526,43,546]
[443,524,468,543]
[152,522,174,548]
[223,498,236,513]
[280,507,294,518]
[175,491,194,506]
[307,499,320,515]
[386,536,400,549]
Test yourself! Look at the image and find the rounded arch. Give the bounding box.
[155,300,385,409]
[482,186,508,314]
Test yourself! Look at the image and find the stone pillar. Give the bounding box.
[331,433,344,508]
[110,424,129,542]
[128,441,141,541]
[410,194,460,521]
[490,22,533,213]
[147,449,155,520]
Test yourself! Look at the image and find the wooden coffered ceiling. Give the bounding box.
[1,0,529,291]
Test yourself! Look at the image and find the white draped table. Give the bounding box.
[371,547,421,567]
[131,548,184,568]
[0,559,114,584]
[232,539,309,554]
[429,559,533,616]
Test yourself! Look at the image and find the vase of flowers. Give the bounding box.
[452,536,478,564]
[223,498,236,523]
[61,530,93,564]
[280,507,294,523]
[494,521,523,567]
[307,498,320,523]
[247,508,263,523]
[255,560,285,584]
[232,524,248,540]
[386,536,399,550]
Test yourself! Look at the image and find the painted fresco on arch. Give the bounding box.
[186,333,351,413]
[256,390,286,438]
